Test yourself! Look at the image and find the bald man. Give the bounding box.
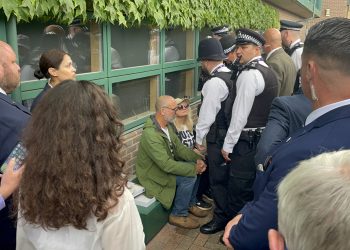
[263,28,297,96]
[0,41,31,249]
[136,96,208,229]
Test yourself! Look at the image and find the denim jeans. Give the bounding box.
[171,175,198,216]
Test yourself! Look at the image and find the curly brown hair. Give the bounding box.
[18,80,126,230]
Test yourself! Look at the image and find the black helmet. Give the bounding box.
[197,38,227,61]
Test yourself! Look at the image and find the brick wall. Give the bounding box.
[308,0,349,27]
[265,0,349,39]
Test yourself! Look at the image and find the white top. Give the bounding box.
[161,127,171,142]
[16,189,145,250]
[305,99,350,126]
[265,47,282,61]
[290,39,303,71]
[223,57,266,153]
[0,87,7,95]
[195,64,231,145]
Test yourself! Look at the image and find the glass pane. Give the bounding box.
[164,29,194,62]
[199,27,212,41]
[110,26,159,69]
[17,20,103,82]
[112,76,158,122]
[165,69,194,98]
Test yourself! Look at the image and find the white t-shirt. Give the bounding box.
[16,189,145,250]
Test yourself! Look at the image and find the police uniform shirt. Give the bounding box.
[290,39,303,71]
[196,63,230,145]
[222,56,265,153]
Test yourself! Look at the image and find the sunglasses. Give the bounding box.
[177,104,189,110]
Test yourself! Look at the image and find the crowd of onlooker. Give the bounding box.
[1,17,350,250]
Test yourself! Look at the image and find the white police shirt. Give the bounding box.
[196,63,230,145]
[222,56,265,153]
[290,39,303,71]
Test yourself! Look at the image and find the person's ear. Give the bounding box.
[268,229,285,250]
[48,67,58,77]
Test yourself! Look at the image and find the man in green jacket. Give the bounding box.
[136,96,207,229]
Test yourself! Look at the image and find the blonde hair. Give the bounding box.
[174,102,193,133]
[278,150,350,250]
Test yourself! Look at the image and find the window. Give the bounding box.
[17,20,103,82]
[199,27,212,41]
[164,69,194,98]
[112,76,159,122]
[164,28,195,62]
[110,26,160,69]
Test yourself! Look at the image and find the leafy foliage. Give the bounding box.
[0,0,279,29]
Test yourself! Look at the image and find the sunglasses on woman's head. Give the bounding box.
[177,104,189,110]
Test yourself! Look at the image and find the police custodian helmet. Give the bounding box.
[197,38,227,61]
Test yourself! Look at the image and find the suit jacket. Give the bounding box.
[255,94,312,165]
[267,48,297,96]
[30,82,51,112]
[0,92,31,249]
[230,104,350,250]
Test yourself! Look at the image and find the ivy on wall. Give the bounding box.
[0,0,279,29]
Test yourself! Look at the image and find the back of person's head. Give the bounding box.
[18,80,126,230]
[34,49,68,79]
[303,17,350,76]
[277,150,350,250]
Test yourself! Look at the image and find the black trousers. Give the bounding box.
[207,140,256,224]
[0,201,16,250]
[196,156,210,199]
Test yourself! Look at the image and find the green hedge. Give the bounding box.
[0,0,279,29]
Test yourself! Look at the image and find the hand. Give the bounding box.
[193,148,205,159]
[223,214,243,249]
[195,159,207,174]
[195,143,206,154]
[0,158,25,199]
[221,149,231,162]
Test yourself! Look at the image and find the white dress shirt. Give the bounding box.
[305,99,350,126]
[16,189,146,250]
[265,47,282,61]
[196,64,231,145]
[222,56,266,153]
[0,87,7,95]
[290,39,303,71]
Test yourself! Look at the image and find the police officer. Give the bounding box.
[211,25,230,40]
[280,20,304,93]
[219,35,237,69]
[219,34,242,80]
[195,38,233,234]
[220,28,278,230]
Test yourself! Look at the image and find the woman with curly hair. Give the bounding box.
[16,80,145,250]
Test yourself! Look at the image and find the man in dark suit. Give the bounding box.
[0,41,31,250]
[254,94,312,167]
[223,17,350,250]
[263,28,297,96]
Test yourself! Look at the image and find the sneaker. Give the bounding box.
[196,199,212,210]
[189,205,210,218]
[202,189,213,202]
[169,214,200,229]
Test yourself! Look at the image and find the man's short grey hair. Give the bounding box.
[278,150,350,250]
[155,95,172,112]
[303,17,350,76]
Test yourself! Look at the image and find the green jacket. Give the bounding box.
[136,116,200,209]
